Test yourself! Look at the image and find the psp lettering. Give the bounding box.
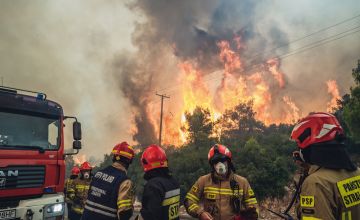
[302,197,313,205]
[300,196,315,207]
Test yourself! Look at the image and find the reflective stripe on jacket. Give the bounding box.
[71,178,91,214]
[82,163,133,220]
[141,175,181,220]
[297,165,360,220]
[184,172,258,220]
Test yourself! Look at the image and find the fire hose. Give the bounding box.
[265,174,306,220]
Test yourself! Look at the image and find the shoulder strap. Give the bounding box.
[230,177,241,214]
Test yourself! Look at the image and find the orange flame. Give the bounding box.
[326,80,341,112]
[153,37,302,146]
[267,58,286,88]
[73,154,87,166]
[282,96,301,124]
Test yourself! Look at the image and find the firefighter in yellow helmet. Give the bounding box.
[291,112,360,220]
[184,144,258,220]
[65,166,80,218]
[70,161,92,220]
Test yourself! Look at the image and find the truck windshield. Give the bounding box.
[0,111,60,150]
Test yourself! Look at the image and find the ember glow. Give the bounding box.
[158,37,307,145]
[326,80,341,112]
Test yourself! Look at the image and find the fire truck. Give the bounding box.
[0,86,82,220]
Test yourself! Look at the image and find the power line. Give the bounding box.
[250,13,360,60]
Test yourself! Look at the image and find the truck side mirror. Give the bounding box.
[73,122,82,141]
[73,140,82,150]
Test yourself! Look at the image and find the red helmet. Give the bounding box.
[291,112,344,149]
[112,142,135,160]
[71,166,80,176]
[141,145,168,172]
[80,162,92,171]
[208,144,232,165]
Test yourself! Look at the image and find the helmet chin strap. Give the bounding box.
[299,149,306,162]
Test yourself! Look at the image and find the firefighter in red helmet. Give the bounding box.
[184,144,258,220]
[291,112,360,220]
[82,142,135,220]
[70,161,92,219]
[139,144,181,220]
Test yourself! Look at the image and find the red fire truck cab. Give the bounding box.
[0,86,82,220]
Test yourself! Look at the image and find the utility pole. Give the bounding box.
[156,93,170,147]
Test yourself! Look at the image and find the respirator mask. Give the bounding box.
[215,161,228,175]
[83,171,90,179]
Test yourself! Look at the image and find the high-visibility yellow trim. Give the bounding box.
[185,193,199,202]
[188,204,199,212]
[302,217,322,220]
[204,190,233,196]
[204,187,232,192]
[245,198,258,204]
[162,195,180,206]
[76,185,90,190]
[150,161,168,167]
[119,151,133,158]
[72,207,84,214]
[248,189,255,196]
[342,211,352,220]
[337,175,360,208]
[118,203,132,208]
[117,199,132,205]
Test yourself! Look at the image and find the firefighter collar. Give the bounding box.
[307,165,322,176]
[213,170,234,181]
[112,162,127,174]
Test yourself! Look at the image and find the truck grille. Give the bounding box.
[0,166,45,189]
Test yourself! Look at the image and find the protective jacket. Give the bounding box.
[297,165,360,220]
[141,172,181,220]
[184,172,258,220]
[65,177,76,204]
[71,178,91,214]
[82,163,134,220]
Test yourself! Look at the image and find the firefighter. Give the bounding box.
[82,142,135,220]
[70,161,92,220]
[184,144,258,220]
[140,144,181,220]
[291,112,360,220]
[65,166,80,217]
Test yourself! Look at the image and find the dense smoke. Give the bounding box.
[112,0,294,145]
[113,0,360,145]
[0,0,359,155]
